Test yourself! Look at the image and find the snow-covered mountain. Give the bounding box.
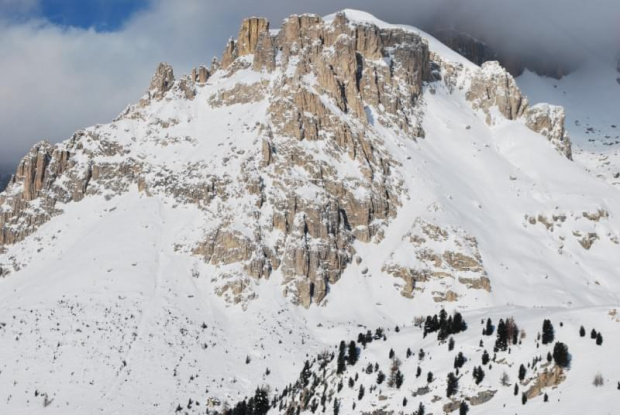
[1,10,618,415]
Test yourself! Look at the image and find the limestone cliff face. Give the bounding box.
[0,11,573,308]
[467,61,529,123]
[525,104,572,159]
[0,132,139,246]
[194,12,432,307]
[463,61,572,158]
[1,141,77,245]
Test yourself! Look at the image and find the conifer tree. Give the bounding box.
[542,320,554,345]
[453,312,467,332]
[482,350,490,365]
[337,341,346,374]
[376,371,385,384]
[448,337,455,351]
[518,364,526,381]
[301,360,312,386]
[596,332,603,345]
[454,352,466,369]
[552,342,570,368]
[347,341,358,365]
[459,401,469,415]
[500,371,510,387]
[427,371,434,383]
[473,366,485,385]
[579,326,586,337]
[484,318,494,336]
[591,328,598,339]
[395,370,404,389]
[495,319,508,351]
[446,372,459,397]
[514,383,519,396]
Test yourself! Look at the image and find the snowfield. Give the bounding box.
[0,9,619,415]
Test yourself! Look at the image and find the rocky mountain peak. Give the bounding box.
[0,10,578,307]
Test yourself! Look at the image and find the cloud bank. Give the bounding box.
[0,0,617,173]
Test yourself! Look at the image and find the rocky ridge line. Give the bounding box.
[0,12,572,306]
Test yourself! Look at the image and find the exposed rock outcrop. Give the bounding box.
[139,62,196,105]
[467,61,528,123]
[463,61,572,158]
[145,62,175,101]
[525,365,565,399]
[383,219,490,300]
[525,104,572,159]
[237,17,270,56]
[191,65,210,84]
[0,131,133,245]
[190,12,432,306]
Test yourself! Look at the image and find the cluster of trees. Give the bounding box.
[357,327,385,347]
[494,317,519,352]
[387,357,404,389]
[446,372,459,397]
[223,315,583,415]
[337,340,359,374]
[423,310,467,340]
[222,387,270,415]
[587,328,604,345]
[472,366,485,385]
[454,352,466,370]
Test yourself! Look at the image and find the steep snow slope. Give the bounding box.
[0,9,619,415]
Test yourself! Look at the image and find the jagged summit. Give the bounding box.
[0,10,619,415]
[0,9,599,303]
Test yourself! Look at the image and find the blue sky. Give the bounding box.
[41,0,150,30]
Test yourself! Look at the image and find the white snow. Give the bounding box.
[0,9,619,415]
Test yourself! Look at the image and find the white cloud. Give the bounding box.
[0,0,617,172]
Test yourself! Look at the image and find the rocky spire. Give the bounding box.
[191,65,210,84]
[237,17,269,56]
[220,38,237,69]
[147,62,175,101]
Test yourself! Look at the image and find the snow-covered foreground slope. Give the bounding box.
[517,62,620,186]
[0,9,619,415]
